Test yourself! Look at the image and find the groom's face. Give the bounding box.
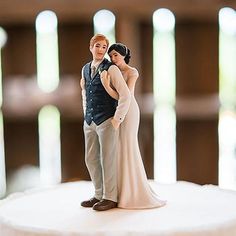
[90,40,108,61]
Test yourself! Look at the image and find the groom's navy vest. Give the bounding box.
[83,58,118,125]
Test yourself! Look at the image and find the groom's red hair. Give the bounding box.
[90,34,109,48]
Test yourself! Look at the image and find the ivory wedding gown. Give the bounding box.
[117,73,166,209]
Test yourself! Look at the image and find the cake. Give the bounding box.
[1,181,236,236]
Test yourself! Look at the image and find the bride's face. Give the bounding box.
[109,50,125,67]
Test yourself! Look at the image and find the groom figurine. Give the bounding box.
[80,34,131,211]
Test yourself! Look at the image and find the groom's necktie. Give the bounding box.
[91,66,96,78]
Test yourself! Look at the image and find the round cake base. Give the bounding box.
[1,181,236,236]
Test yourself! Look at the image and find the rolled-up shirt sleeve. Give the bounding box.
[108,65,131,123]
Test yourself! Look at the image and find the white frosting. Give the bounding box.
[1,181,236,236]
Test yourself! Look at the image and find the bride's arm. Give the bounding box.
[100,70,119,100]
[80,67,86,114]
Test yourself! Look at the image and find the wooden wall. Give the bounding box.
[1,7,220,188]
[175,17,219,184]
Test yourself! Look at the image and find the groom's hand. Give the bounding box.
[111,118,120,130]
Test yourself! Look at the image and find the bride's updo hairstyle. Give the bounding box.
[108,43,131,64]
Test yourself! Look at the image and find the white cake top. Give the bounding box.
[1,181,236,236]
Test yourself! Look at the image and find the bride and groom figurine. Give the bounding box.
[80,34,166,211]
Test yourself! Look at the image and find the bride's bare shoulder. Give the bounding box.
[128,66,139,78]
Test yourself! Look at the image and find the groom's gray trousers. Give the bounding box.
[83,118,118,202]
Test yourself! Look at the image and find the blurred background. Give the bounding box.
[0,0,236,199]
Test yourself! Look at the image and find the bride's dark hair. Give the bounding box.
[108,43,131,64]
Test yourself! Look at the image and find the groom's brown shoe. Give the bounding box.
[93,199,117,211]
[81,197,100,207]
